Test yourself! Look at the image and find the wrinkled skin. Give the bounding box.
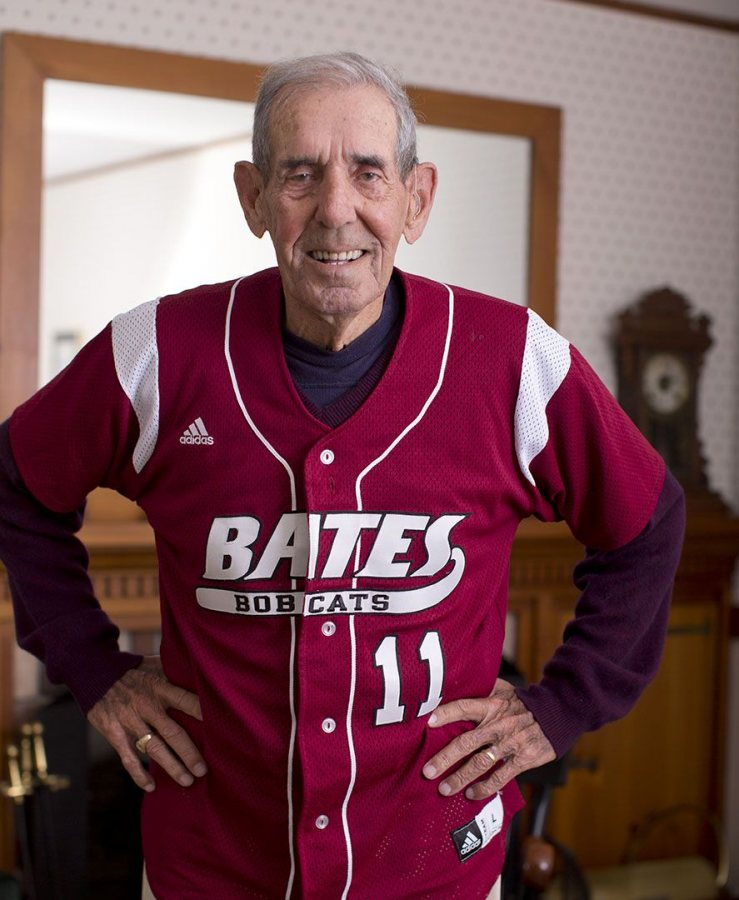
[90,667,554,796]
[423,679,556,799]
[87,656,206,792]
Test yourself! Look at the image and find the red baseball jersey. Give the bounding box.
[10,268,664,898]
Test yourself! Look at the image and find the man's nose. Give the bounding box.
[315,170,357,229]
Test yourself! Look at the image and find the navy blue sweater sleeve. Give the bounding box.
[0,419,142,713]
[516,468,685,757]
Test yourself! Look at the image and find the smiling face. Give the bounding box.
[235,83,436,348]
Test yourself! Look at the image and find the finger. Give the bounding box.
[145,713,207,779]
[105,719,156,793]
[434,745,502,797]
[120,744,157,792]
[428,696,494,728]
[464,757,519,800]
[142,732,197,787]
[157,681,203,721]
[423,723,500,782]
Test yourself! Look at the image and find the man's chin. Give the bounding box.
[286,282,383,320]
[302,274,382,308]
[312,286,376,317]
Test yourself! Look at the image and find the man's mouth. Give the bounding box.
[308,249,366,264]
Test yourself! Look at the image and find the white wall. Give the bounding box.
[41,139,275,382]
[2,0,738,885]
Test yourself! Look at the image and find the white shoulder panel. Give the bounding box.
[112,298,161,474]
[514,308,571,486]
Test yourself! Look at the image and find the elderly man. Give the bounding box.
[0,53,683,898]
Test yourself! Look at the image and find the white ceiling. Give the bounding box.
[44,81,254,181]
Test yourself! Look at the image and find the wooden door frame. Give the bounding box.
[0,31,560,418]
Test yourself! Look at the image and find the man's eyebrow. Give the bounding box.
[276,154,390,172]
[352,154,388,169]
[277,156,319,172]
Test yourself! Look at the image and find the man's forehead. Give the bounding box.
[270,83,398,155]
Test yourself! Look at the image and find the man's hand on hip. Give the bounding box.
[87,655,206,793]
[422,678,555,799]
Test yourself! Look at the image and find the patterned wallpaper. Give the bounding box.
[1,0,737,506]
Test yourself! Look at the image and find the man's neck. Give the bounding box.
[284,295,385,351]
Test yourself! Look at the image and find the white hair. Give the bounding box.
[252,51,418,180]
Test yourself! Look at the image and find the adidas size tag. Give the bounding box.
[450,793,504,863]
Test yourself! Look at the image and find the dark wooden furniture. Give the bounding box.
[509,504,739,868]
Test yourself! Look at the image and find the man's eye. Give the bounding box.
[358,171,381,182]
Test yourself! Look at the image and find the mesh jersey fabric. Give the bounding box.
[8,268,666,899]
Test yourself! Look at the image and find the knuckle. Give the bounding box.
[121,755,142,778]
[476,779,497,798]
[469,751,491,774]
[145,735,166,756]
[157,720,184,743]
[173,687,193,708]
[456,730,480,756]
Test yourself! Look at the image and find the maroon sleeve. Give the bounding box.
[9,323,140,512]
[0,420,142,712]
[516,468,685,756]
[1,324,145,712]
[525,347,666,551]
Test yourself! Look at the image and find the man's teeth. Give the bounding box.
[310,250,364,262]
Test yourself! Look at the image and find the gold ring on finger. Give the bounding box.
[480,747,497,766]
[135,732,154,754]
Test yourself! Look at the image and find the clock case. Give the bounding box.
[614,287,716,505]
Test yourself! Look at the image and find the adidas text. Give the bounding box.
[181,417,214,445]
[180,434,214,445]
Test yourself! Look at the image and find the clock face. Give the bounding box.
[641,353,690,415]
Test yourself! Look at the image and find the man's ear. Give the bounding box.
[234,161,269,238]
[403,162,438,245]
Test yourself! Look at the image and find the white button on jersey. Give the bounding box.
[322,718,336,734]
[322,621,336,636]
[315,815,329,830]
[319,449,335,465]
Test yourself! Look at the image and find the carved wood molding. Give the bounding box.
[89,569,159,602]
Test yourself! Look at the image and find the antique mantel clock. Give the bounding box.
[614,287,714,498]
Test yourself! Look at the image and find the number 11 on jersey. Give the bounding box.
[373,631,445,726]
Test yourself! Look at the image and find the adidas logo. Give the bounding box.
[180,417,214,445]
[460,831,482,855]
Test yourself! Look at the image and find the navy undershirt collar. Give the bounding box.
[283,275,403,412]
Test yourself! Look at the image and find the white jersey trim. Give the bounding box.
[225,276,298,509]
[223,276,299,899]
[111,298,161,474]
[284,617,297,900]
[340,282,455,899]
[514,308,571,486]
[353,283,455,506]
[340,615,358,900]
